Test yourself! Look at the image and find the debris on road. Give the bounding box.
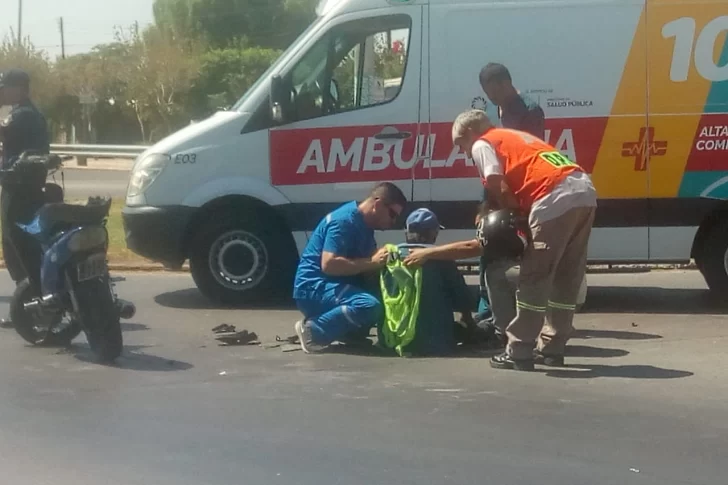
[212,324,260,346]
[212,324,236,334]
[261,334,301,352]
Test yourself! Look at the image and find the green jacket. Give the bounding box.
[379,244,422,356]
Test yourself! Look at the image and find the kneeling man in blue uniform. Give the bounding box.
[293,182,407,353]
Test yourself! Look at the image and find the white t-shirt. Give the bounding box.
[471,139,597,226]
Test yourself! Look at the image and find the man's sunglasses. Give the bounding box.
[377,198,402,221]
[387,205,401,221]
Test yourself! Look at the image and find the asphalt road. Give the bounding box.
[61,168,130,200]
[0,269,726,485]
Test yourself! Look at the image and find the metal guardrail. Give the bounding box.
[50,144,149,159]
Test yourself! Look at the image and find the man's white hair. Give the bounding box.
[451,109,493,141]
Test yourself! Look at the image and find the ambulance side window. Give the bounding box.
[286,14,412,123]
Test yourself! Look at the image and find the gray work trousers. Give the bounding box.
[505,206,596,360]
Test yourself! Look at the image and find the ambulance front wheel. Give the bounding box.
[696,219,728,294]
[189,213,297,305]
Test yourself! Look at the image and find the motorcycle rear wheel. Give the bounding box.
[10,279,82,346]
[75,277,123,363]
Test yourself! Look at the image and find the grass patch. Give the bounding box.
[105,200,149,263]
[0,199,153,265]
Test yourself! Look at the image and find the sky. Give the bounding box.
[0,0,155,59]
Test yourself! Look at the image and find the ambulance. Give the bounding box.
[122,0,728,304]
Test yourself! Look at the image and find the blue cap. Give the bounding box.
[406,208,444,233]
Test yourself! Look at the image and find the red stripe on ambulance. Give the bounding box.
[269,118,608,186]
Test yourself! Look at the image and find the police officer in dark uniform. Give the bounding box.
[0,68,50,327]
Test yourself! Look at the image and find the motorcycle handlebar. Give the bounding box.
[0,152,63,184]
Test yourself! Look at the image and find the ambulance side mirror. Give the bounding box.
[270,75,288,124]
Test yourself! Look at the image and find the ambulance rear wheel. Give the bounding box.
[189,214,297,306]
[697,220,728,293]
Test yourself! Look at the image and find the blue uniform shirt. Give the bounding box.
[293,201,377,300]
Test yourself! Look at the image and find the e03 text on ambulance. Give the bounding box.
[122,0,728,304]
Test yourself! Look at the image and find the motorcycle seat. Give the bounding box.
[37,197,112,227]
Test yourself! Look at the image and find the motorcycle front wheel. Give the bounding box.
[10,279,82,346]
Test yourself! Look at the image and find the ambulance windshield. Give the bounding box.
[231,14,326,112]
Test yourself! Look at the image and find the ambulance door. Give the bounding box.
[586,0,650,261]
[267,5,424,245]
[427,0,650,260]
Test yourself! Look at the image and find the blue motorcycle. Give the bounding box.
[1,152,134,363]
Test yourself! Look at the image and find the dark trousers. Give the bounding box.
[1,187,43,286]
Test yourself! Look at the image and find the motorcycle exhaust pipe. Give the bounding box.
[23,299,42,314]
[23,294,61,315]
[116,299,136,320]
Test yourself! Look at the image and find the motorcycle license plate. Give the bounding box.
[77,254,107,282]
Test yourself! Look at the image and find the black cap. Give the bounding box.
[0,69,30,89]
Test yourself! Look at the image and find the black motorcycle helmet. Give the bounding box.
[476,209,529,260]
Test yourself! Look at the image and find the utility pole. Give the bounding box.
[17,0,22,45]
[58,17,66,59]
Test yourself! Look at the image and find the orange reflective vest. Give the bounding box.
[479,128,582,213]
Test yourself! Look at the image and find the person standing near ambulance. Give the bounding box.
[0,69,50,328]
[451,109,596,371]
[474,63,547,343]
[479,63,545,139]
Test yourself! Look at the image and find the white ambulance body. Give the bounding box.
[123,0,728,303]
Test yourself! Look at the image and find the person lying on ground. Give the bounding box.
[293,182,408,354]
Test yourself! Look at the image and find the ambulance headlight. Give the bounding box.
[127,153,169,197]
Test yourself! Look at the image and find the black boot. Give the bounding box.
[490,352,535,371]
[533,349,565,367]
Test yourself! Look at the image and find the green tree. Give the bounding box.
[186,46,281,118]
[54,43,141,143]
[153,0,319,50]
[153,0,200,42]
[114,25,202,142]
[0,34,57,113]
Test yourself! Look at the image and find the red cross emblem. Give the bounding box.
[621,127,668,171]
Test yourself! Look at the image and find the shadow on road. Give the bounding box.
[572,328,663,341]
[582,286,728,315]
[0,295,11,304]
[73,344,193,371]
[153,283,727,317]
[121,322,149,332]
[565,345,630,358]
[154,288,296,310]
[545,364,694,379]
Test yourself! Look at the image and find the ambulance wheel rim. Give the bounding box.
[723,247,728,277]
[208,230,268,291]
